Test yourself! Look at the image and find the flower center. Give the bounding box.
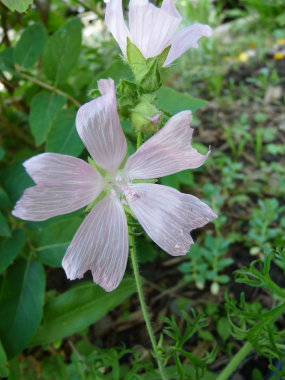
[108,171,140,204]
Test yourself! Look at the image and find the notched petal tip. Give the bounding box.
[62,195,129,293]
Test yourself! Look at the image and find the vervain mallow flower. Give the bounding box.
[105,0,212,66]
[12,78,216,292]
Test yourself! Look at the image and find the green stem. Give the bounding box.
[128,229,168,380]
[217,341,254,380]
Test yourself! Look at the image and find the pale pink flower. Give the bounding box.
[12,78,216,292]
[105,0,212,66]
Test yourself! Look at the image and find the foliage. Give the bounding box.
[226,249,285,378]
[178,236,233,293]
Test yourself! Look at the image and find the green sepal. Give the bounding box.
[156,45,171,67]
[116,79,139,118]
[119,152,129,170]
[137,58,161,93]
[126,38,161,93]
[130,94,161,133]
[132,178,158,184]
[123,204,135,219]
[126,38,146,77]
[88,88,101,99]
[87,157,106,177]
[85,189,108,213]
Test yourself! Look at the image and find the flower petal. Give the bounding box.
[62,194,129,292]
[126,183,217,256]
[76,78,127,173]
[128,0,181,59]
[12,153,104,221]
[124,111,209,179]
[105,0,130,56]
[163,23,212,66]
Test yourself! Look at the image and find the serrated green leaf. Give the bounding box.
[46,108,84,156]
[1,0,33,12]
[0,230,25,274]
[14,22,46,68]
[30,278,136,346]
[0,259,45,359]
[0,211,10,237]
[0,339,8,378]
[36,216,83,267]
[29,91,66,146]
[157,87,208,114]
[42,18,82,85]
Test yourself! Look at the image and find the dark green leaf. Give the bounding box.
[0,211,10,237]
[0,161,34,204]
[0,230,25,274]
[136,238,157,263]
[0,187,10,207]
[161,174,180,190]
[42,18,82,85]
[30,278,136,346]
[29,91,66,146]
[0,339,8,378]
[94,60,133,87]
[46,109,84,156]
[157,87,208,114]
[1,0,33,12]
[14,23,46,68]
[0,48,14,73]
[37,216,83,267]
[0,259,45,359]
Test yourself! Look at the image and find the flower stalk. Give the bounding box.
[128,222,168,380]
[216,341,253,380]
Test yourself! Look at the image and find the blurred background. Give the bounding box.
[0,1,284,379]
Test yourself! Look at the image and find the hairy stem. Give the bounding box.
[217,341,253,380]
[16,67,81,108]
[128,228,168,380]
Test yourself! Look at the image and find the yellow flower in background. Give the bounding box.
[277,38,285,45]
[274,52,285,60]
[237,52,249,62]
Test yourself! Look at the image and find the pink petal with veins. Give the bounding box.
[124,110,210,179]
[105,0,211,64]
[128,0,181,59]
[76,78,127,174]
[105,0,130,56]
[126,183,217,256]
[12,153,104,221]
[62,194,129,292]
[163,23,213,66]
